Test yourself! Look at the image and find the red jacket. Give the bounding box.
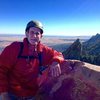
[0,38,64,96]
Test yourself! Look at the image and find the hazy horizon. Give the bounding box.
[0,33,92,37]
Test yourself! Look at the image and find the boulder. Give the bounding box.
[36,60,100,100]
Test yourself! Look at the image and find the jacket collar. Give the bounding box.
[22,38,43,56]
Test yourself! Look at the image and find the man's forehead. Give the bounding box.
[29,27,41,32]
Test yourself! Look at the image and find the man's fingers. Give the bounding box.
[50,65,61,77]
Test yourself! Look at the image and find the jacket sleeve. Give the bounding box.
[42,45,64,66]
[0,42,19,93]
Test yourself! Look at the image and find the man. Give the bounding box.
[0,20,64,100]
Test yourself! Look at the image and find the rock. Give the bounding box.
[62,34,100,65]
[36,60,100,100]
[62,39,82,60]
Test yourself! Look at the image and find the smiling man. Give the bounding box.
[0,20,64,100]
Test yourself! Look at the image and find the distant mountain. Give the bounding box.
[84,33,100,46]
[63,39,82,60]
[83,33,100,55]
[62,33,100,65]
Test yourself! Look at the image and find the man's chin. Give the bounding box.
[30,41,38,45]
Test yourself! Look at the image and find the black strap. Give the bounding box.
[17,42,24,58]
[17,42,39,59]
[17,42,44,74]
[38,52,47,74]
[38,52,42,66]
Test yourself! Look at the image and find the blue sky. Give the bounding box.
[0,0,100,36]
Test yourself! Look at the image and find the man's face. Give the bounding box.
[26,27,42,45]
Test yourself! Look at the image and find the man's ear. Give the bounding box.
[25,31,28,37]
[41,34,43,38]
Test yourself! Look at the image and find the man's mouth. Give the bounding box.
[30,39,38,42]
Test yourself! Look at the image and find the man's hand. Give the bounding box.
[49,62,61,77]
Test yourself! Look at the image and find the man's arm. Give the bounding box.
[41,45,64,77]
[0,42,18,99]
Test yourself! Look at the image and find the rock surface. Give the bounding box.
[36,60,100,100]
[63,39,82,59]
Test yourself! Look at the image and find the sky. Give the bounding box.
[0,0,100,36]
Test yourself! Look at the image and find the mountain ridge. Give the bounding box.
[62,33,100,65]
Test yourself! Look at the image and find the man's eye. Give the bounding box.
[30,31,35,34]
[35,32,40,35]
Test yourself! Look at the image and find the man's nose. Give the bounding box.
[32,33,37,37]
